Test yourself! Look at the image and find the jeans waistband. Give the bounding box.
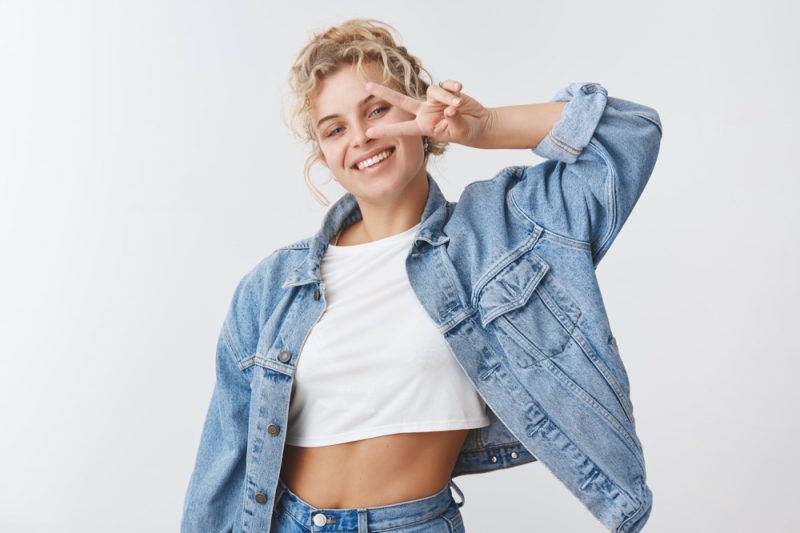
[275,477,465,532]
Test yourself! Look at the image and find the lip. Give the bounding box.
[351,146,395,169]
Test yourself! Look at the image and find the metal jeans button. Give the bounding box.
[313,513,328,526]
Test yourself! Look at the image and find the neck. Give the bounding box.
[339,170,429,246]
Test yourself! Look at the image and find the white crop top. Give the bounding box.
[285,222,491,447]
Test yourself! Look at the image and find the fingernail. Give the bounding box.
[452,98,461,105]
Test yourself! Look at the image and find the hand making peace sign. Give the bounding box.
[364,79,491,148]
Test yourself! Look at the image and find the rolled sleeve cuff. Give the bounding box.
[531,82,609,164]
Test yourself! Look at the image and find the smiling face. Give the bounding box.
[311,61,427,207]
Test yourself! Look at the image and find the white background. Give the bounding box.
[1,1,798,531]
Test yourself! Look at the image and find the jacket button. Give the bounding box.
[313,289,320,300]
[254,492,268,504]
[490,455,497,463]
[267,424,280,436]
[511,451,518,459]
[278,350,292,363]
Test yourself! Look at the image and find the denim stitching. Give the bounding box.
[507,175,592,248]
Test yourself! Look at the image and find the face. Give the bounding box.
[311,61,427,206]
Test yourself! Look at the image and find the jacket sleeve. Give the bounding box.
[514,82,662,266]
[181,280,252,533]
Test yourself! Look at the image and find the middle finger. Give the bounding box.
[364,82,422,115]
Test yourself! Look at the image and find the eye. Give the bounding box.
[370,105,389,117]
[326,126,343,138]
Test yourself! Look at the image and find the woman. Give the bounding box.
[182,18,661,533]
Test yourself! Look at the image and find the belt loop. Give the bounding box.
[357,508,369,533]
[275,478,286,505]
[448,479,465,508]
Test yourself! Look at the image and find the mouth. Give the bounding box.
[352,147,396,172]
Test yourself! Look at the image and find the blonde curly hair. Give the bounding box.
[284,18,448,206]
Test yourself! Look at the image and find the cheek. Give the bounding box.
[389,108,416,124]
[403,137,425,158]
[319,143,342,166]
[333,146,349,167]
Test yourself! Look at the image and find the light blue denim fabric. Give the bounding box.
[270,477,465,532]
[181,82,662,533]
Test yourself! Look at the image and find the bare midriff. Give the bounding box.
[279,429,470,509]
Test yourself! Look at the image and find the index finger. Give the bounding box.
[366,119,420,139]
[365,82,422,115]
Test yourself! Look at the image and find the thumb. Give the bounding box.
[441,109,470,138]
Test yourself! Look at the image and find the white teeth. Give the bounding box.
[356,149,392,170]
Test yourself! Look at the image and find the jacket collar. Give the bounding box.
[282,172,450,288]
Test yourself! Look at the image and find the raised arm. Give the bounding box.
[473,101,568,149]
[510,82,663,265]
[364,79,662,266]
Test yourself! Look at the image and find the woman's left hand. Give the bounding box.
[364,79,492,148]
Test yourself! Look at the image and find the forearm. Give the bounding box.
[476,102,568,149]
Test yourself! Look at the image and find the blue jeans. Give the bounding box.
[271,477,466,532]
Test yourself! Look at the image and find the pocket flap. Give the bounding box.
[477,251,550,327]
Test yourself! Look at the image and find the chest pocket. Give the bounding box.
[477,250,582,367]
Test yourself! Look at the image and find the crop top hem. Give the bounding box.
[285,416,491,447]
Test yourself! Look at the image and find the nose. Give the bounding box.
[350,118,372,148]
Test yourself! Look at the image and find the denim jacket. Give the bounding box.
[181,82,662,533]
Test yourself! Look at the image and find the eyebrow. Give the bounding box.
[316,94,376,130]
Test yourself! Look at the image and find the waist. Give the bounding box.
[279,429,469,509]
